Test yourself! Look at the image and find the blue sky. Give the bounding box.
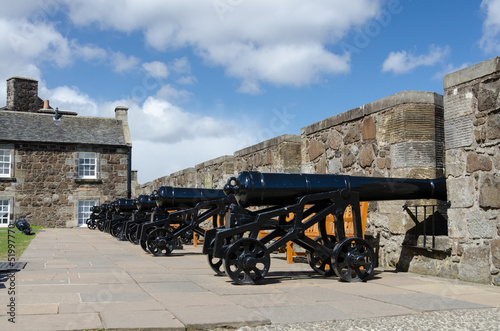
[1,0,499,184]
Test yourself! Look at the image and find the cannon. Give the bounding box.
[103,198,137,238]
[86,204,110,230]
[138,187,230,265]
[122,195,159,244]
[14,217,33,235]
[203,171,447,285]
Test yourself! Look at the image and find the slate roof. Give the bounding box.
[0,110,129,147]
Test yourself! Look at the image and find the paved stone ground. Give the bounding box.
[0,228,499,330]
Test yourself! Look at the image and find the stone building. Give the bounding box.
[0,77,132,228]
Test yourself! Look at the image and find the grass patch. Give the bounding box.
[0,226,43,261]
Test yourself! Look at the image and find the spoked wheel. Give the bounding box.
[223,238,270,285]
[307,235,336,276]
[140,227,156,253]
[147,227,175,256]
[86,219,97,230]
[332,237,375,282]
[127,223,139,244]
[97,220,105,232]
[208,254,226,276]
[110,222,123,238]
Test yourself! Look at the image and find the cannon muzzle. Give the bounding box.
[154,186,227,209]
[135,195,156,211]
[224,171,447,207]
[113,198,136,212]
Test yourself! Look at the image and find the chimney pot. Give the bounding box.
[115,106,129,123]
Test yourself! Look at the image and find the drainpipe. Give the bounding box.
[127,146,132,199]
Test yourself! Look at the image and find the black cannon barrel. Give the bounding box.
[153,186,227,209]
[223,171,447,207]
[113,198,136,212]
[135,195,156,211]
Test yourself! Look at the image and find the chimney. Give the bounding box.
[114,106,128,123]
[6,77,44,112]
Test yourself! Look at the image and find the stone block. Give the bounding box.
[308,139,325,161]
[342,146,355,168]
[447,208,468,238]
[487,112,500,141]
[444,115,473,150]
[359,144,375,168]
[315,155,327,174]
[445,149,466,177]
[479,173,500,208]
[343,124,361,144]
[491,239,500,269]
[328,158,342,174]
[468,220,494,239]
[458,244,491,284]
[327,130,342,150]
[362,116,376,140]
[466,153,493,173]
[478,76,500,112]
[447,177,475,208]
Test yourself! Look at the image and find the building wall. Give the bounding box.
[443,57,500,285]
[0,143,129,227]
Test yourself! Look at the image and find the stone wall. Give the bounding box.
[443,57,500,285]
[0,143,129,227]
[300,91,448,273]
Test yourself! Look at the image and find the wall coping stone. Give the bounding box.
[301,91,443,136]
[195,155,234,169]
[234,134,301,157]
[170,167,195,177]
[444,57,500,89]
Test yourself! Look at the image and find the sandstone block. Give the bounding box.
[447,177,475,208]
[487,112,500,140]
[445,149,466,177]
[479,173,500,208]
[458,245,491,284]
[491,238,500,269]
[468,220,494,239]
[362,116,376,140]
[308,139,325,161]
[359,144,375,168]
[327,130,342,150]
[466,153,493,173]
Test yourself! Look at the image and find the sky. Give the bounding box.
[0,0,499,184]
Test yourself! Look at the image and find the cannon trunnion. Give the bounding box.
[205,171,448,285]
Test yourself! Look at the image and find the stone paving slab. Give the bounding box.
[1,228,500,330]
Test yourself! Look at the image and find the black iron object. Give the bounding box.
[86,204,109,230]
[137,187,230,261]
[14,217,32,235]
[205,171,447,285]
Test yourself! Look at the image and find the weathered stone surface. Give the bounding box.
[468,220,494,239]
[447,209,468,238]
[308,139,325,161]
[459,245,491,284]
[478,77,500,111]
[362,116,376,140]
[315,155,327,174]
[447,177,475,208]
[328,158,341,174]
[359,144,375,168]
[479,173,500,208]
[343,124,360,144]
[466,153,493,173]
[327,130,342,150]
[491,239,500,269]
[342,147,355,168]
[445,149,466,177]
[487,112,500,140]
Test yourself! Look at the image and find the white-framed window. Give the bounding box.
[78,152,97,179]
[78,200,96,227]
[0,149,12,177]
[0,199,11,227]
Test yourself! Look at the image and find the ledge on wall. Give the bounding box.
[0,177,16,182]
[74,178,103,184]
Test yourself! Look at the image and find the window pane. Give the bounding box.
[78,152,97,179]
[0,200,10,226]
[0,149,11,177]
[78,200,96,226]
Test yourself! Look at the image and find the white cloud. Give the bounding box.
[480,0,500,53]
[382,45,450,74]
[156,84,193,103]
[142,61,169,79]
[170,56,191,74]
[65,0,381,93]
[39,83,99,117]
[176,75,197,85]
[110,51,140,73]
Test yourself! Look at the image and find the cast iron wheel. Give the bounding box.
[223,238,270,285]
[97,220,105,232]
[207,254,226,276]
[147,227,175,256]
[140,226,156,253]
[306,235,336,276]
[86,219,97,230]
[127,223,139,244]
[110,222,123,238]
[332,237,375,282]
